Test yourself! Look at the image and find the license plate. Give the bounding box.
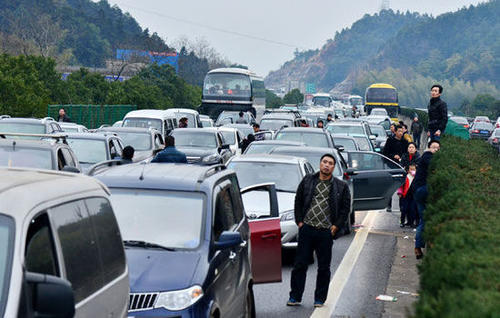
[481,130,488,133]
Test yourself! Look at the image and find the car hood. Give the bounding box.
[127,248,201,292]
[176,146,217,157]
[242,191,295,218]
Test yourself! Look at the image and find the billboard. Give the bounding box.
[116,49,179,72]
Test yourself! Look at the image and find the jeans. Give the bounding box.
[429,130,441,141]
[414,185,428,249]
[413,132,421,149]
[290,224,334,303]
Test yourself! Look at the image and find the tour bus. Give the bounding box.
[198,68,266,121]
[365,83,399,122]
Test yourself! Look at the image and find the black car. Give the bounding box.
[96,163,282,317]
[274,127,335,148]
[170,128,232,164]
[470,122,494,140]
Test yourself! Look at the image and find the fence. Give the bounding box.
[48,105,137,129]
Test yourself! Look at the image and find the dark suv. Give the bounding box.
[96,163,282,317]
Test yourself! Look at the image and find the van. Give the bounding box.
[165,108,202,128]
[0,168,129,318]
[122,109,178,138]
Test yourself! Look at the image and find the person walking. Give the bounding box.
[427,85,448,141]
[151,136,187,163]
[397,164,417,227]
[411,117,423,149]
[235,111,248,124]
[412,140,440,259]
[57,108,72,123]
[288,154,351,308]
[400,142,420,171]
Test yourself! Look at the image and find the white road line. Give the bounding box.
[311,211,378,318]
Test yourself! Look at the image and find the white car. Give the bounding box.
[217,126,245,155]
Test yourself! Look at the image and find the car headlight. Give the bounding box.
[202,154,219,163]
[154,285,203,311]
[280,210,295,222]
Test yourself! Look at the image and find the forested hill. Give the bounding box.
[0,0,171,67]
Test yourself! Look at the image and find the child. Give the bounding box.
[397,164,418,227]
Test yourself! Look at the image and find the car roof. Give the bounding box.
[217,126,239,132]
[65,132,116,140]
[249,140,305,146]
[277,127,327,133]
[172,128,218,133]
[328,121,364,126]
[0,168,107,218]
[332,134,357,141]
[261,113,296,120]
[98,127,154,134]
[165,108,199,115]
[124,109,174,120]
[0,138,60,150]
[230,154,305,164]
[0,118,46,125]
[270,146,337,155]
[208,68,259,77]
[95,163,234,192]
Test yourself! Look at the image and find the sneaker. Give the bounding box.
[400,223,405,228]
[314,301,324,307]
[287,298,301,306]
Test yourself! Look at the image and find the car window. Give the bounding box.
[353,137,372,151]
[229,176,244,222]
[275,132,329,147]
[61,148,77,167]
[213,184,236,241]
[350,152,385,170]
[171,131,217,148]
[25,213,59,276]
[0,215,14,318]
[85,198,125,283]
[56,149,67,170]
[115,132,151,151]
[0,147,53,170]
[66,138,107,164]
[228,161,302,192]
[220,131,236,144]
[49,200,103,303]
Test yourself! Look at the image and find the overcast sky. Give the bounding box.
[102,0,486,76]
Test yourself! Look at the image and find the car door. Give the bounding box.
[240,183,282,284]
[347,151,406,211]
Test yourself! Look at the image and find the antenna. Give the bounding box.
[139,162,147,180]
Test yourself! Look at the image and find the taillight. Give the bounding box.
[464,125,469,129]
[493,138,499,143]
[496,123,500,128]
[343,172,350,180]
[473,130,480,133]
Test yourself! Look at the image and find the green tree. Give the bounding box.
[265,90,283,108]
[283,89,304,105]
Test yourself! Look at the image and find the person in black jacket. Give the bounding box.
[288,154,351,307]
[57,108,72,123]
[383,125,409,163]
[427,85,448,141]
[411,117,423,149]
[400,142,420,171]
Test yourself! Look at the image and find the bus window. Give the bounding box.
[203,73,251,98]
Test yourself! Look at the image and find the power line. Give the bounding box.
[116,1,304,49]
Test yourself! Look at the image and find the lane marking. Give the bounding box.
[311,211,378,318]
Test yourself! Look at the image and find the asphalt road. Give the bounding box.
[254,195,404,318]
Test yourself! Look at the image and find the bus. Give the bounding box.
[364,83,399,122]
[198,68,266,121]
[312,93,334,107]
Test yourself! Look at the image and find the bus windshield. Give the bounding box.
[366,88,397,103]
[312,96,332,107]
[203,73,251,98]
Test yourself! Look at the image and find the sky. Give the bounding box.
[102,0,486,76]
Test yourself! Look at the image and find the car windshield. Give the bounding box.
[217,113,243,124]
[67,138,107,164]
[203,73,251,98]
[123,118,162,131]
[275,131,329,147]
[172,113,196,128]
[244,143,279,154]
[371,109,388,116]
[353,136,372,151]
[327,125,364,136]
[334,138,358,151]
[0,215,14,317]
[114,132,151,151]
[219,131,236,144]
[370,126,387,137]
[271,149,341,176]
[109,189,204,249]
[172,131,217,148]
[230,126,253,137]
[473,123,493,130]
[227,161,302,192]
[260,119,293,131]
[0,122,45,139]
[0,147,52,169]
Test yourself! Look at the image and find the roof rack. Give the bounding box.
[87,159,127,176]
[197,164,226,183]
[0,115,10,119]
[263,109,302,118]
[0,133,68,143]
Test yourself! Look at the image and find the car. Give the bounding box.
[259,112,303,131]
[65,132,125,173]
[333,108,345,120]
[0,118,63,137]
[122,109,178,138]
[59,122,89,133]
[469,122,494,139]
[495,117,500,129]
[274,127,335,148]
[243,140,306,155]
[200,114,214,127]
[368,124,388,152]
[0,133,81,172]
[487,128,500,150]
[217,126,245,155]
[170,128,233,164]
[351,135,376,152]
[0,168,129,318]
[95,163,281,317]
[326,121,376,148]
[215,111,256,126]
[165,108,203,128]
[474,116,491,123]
[224,123,255,138]
[113,120,123,127]
[97,127,165,161]
[227,154,313,248]
[370,108,389,117]
[254,130,275,140]
[449,116,470,129]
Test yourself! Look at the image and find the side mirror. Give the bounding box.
[215,231,243,250]
[25,272,75,318]
[62,166,80,174]
[334,145,345,152]
[345,168,358,176]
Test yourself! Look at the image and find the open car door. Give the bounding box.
[346,151,406,211]
[241,183,282,284]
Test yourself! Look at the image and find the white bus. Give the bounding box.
[199,68,266,121]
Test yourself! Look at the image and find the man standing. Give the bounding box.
[57,108,71,122]
[235,111,248,124]
[151,136,187,163]
[427,85,448,141]
[288,154,351,307]
[411,117,423,149]
[383,125,409,163]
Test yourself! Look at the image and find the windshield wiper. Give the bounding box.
[123,240,177,251]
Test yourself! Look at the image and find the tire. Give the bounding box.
[244,286,256,318]
[345,207,354,234]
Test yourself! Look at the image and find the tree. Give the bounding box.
[265,90,283,108]
[283,89,304,105]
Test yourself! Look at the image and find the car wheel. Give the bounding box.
[244,286,256,318]
[345,207,354,234]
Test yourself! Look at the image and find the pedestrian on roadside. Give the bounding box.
[401,124,413,143]
[383,125,409,212]
[235,111,248,124]
[317,120,324,129]
[427,85,448,141]
[179,117,189,128]
[287,154,351,308]
[397,164,417,227]
[412,140,441,259]
[57,108,72,123]
[400,142,420,171]
[121,146,135,164]
[151,136,187,163]
[240,134,255,153]
[411,117,423,149]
